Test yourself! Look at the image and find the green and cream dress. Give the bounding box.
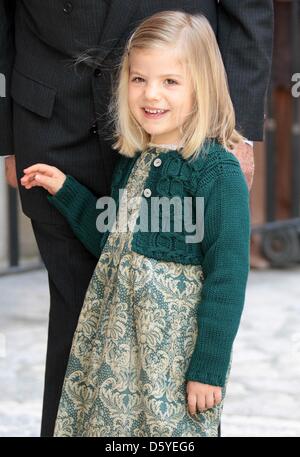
[54,144,231,437]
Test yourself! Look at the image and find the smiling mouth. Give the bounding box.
[142,107,169,119]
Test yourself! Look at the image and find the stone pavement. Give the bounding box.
[0,267,300,437]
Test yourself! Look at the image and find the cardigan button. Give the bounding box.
[143,188,152,198]
[153,158,162,167]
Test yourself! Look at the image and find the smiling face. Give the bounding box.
[128,46,194,145]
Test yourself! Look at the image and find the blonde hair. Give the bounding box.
[108,10,245,159]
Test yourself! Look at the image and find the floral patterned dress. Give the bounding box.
[54,146,231,437]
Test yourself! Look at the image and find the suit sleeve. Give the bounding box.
[0,0,16,156]
[217,0,274,141]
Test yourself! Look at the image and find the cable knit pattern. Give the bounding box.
[47,139,250,386]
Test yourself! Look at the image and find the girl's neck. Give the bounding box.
[148,141,182,150]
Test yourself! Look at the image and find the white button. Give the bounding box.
[143,188,152,197]
[153,158,162,167]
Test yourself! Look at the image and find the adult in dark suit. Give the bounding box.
[0,0,274,437]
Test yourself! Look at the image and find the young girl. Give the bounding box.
[21,11,250,437]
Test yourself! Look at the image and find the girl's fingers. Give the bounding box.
[23,164,55,177]
[21,176,40,188]
[22,175,44,188]
[196,396,206,412]
[23,174,52,192]
[187,393,197,415]
[21,170,55,185]
[213,389,222,406]
[22,171,65,195]
[24,181,41,189]
[186,383,223,415]
[34,173,53,190]
[21,173,38,183]
[204,392,215,410]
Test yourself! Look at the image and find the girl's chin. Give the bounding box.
[144,130,166,138]
[135,117,170,137]
[139,123,167,135]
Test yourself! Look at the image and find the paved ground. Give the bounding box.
[0,267,300,437]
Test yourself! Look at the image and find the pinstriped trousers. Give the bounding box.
[31,219,98,437]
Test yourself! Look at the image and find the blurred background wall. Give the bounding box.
[1,0,300,274]
[0,160,39,273]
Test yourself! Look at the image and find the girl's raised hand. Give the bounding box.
[20,164,66,196]
[186,381,222,415]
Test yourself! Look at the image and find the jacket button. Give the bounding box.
[64,2,73,14]
[63,2,73,13]
[153,158,162,167]
[143,188,152,198]
[94,68,103,77]
[89,123,98,135]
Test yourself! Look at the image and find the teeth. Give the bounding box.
[144,108,166,114]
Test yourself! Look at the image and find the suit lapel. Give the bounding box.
[97,0,139,62]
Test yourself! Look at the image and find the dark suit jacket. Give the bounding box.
[0,0,273,224]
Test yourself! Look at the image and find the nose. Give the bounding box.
[144,81,161,101]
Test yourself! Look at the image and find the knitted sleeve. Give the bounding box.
[185,169,250,387]
[47,175,104,258]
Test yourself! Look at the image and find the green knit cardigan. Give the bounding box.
[47,140,250,387]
